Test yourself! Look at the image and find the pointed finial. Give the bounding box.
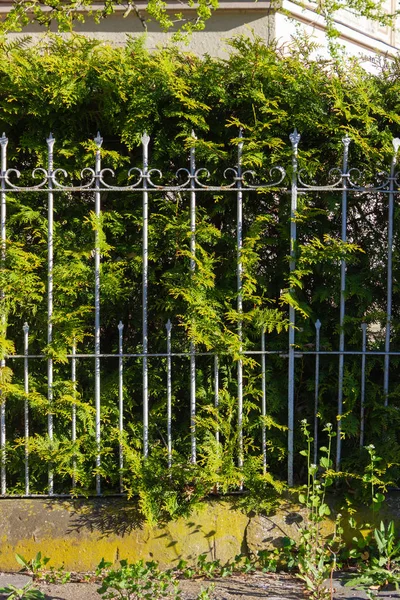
[23,322,29,334]
[94,132,103,148]
[289,129,301,149]
[118,321,124,332]
[166,319,172,334]
[46,132,55,151]
[342,134,351,149]
[393,138,400,155]
[238,128,244,154]
[315,319,321,330]
[141,131,150,146]
[191,130,197,140]
[0,133,8,147]
[361,322,368,332]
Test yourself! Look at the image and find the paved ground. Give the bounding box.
[0,571,400,599]
[331,573,400,600]
[0,571,305,599]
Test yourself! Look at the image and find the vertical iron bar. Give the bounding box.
[237,129,244,469]
[23,322,29,496]
[71,340,76,489]
[94,132,102,495]
[166,320,172,469]
[313,319,321,465]
[47,133,55,495]
[0,133,7,495]
[118,321,124,492]
[214,355,219,445]
[190,131,197,463]
[261,329,266,475]
[288,129,300,487]
[383,138,399,406]
[142,132,149,458]
[360,323,367,448]
[336,135,350,472]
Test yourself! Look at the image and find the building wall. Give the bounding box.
[4,1,275,58]
[3,1,400,58]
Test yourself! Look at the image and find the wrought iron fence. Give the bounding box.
[0,129,399,496]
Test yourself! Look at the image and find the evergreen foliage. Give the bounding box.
[0,34,400,518]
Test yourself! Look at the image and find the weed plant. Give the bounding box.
[293,421,344,600]
[15,552,70,584]
[0,584,45,600]
[345,520,400,599]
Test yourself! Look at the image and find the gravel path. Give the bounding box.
[0,571,305,599]
[331,573,400,600]
[1,571,400,599]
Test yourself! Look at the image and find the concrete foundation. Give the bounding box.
[0,497,313,572]
[2,495,400,572]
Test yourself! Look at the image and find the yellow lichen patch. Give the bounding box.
[0,499,248,571]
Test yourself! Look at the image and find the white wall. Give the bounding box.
[277,0,399,63]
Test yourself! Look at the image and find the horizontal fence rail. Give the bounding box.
[0,130,399,496]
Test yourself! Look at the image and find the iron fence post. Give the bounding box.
[237,129,244,470]
[384,138,400,406]
[288,129,300,487]
[0,132,7,495]
[23,322,29,495]
[336,135,351,472]
[47,133,55,495]
[142,132,150,458]
[94,132,103,494]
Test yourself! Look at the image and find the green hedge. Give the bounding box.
[0,33,399,516]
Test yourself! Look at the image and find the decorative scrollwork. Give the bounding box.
[194,168,212,188]
[369,171,391,191]
[346,168,364,189]
[394,171,400,188]
[147,169,163,188]
[127,167,144,188]
[4,130,400,194]
[327,168,344,186]
[79,168,96,189]
[52,168,70,189]
[270,166,287,187]
[175,168,191,188]
[345,168,390,191]
[297,167,343,189]
[220,167,238,189]
[50,167,97,190]
[4,167,49,190]
[241,170,256,186]
[31,168,49,188]
[244,166,286,188]
[345,168,393,192]
[98,168,116,189]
